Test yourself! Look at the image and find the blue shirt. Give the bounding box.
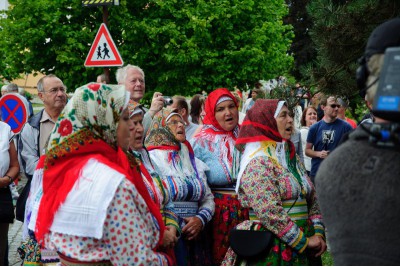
[307,119,353,177]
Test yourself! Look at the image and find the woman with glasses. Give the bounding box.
[145,107,214,265]
[190,88,249,265]
[223,99,326,265]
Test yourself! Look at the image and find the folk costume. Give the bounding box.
[26,83,170,265]
[190,88,249,265]
[145,108,214,265]
[223,99,325,266]
[127,101,179,263]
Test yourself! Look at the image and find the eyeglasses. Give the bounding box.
[44,87,66,95]
[167,120,186,126]
[330,104,341,109]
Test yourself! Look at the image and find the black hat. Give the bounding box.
[365,17,400,58]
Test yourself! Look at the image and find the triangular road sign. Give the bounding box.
[85,23,124,67]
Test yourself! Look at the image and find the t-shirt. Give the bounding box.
[306,119,353,176]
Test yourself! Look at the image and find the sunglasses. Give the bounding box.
[329,104,341,109]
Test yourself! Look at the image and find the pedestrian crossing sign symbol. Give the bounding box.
[84,23,123,67]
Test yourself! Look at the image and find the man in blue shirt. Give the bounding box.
[305,95,353,184]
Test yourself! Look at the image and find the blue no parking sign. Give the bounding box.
[0,93,29,134]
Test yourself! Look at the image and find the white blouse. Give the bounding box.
[0,121,13,177]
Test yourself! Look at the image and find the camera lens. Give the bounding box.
[164,97,173,106]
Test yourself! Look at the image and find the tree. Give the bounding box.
[285,0,316,81]
[0,0,294,98]
[303,0,400,99]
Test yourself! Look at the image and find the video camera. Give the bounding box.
[372,47,400,122]
[361,47,400,149]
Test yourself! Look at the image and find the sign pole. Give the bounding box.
[82,1,123,78]
[103,5,110,82]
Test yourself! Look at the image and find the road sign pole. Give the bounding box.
[103,5,110,82]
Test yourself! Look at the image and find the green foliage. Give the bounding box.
[25,91,33,100]
[285,0,316,81]
[0,0,294,100]
[303,0,400,104]
[269,80,312,114]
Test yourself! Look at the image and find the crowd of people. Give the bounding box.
[0,17,399,266]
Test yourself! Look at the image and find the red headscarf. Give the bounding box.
[202,88,239,137]
[236,99,296,159]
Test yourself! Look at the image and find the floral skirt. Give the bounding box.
[18,231,60,266]
[211,191,249,265]
[222,219,321,266]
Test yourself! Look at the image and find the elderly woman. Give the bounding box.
[223,99,326,265]
[145,108,214,265]
[0,120,20,266]
[190,88,249,265]
[25,83,170,265]
[127,101,179,256]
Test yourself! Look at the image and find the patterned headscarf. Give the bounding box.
[127,99,145,118]
[47,83,129,150]
[235,99,300,192]
[145,107,183,150]
[236,99,287,149]
[202,88,239,136]
[35,83,165,246]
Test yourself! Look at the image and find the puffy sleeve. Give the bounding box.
[239,157,309,253]
[104,179,169,265]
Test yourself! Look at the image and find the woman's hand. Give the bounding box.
[307,235,327,257]
[162,226,178,249]
[0,176,9,187]
[182,216,203,241]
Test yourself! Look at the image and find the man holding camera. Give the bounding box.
[116,64,165,133]
[316,18,400,265]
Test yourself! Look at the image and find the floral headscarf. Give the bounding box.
[202,88,239,137]
[127,99,145,118]
[145,107,183,150]
[47,83,129,150]
[35,83,165,246]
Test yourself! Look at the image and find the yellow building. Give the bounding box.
[11,73,45,96]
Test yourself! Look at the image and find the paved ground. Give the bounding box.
[8,221,23,266]
[8,175,27,266]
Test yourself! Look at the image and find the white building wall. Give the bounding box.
[0,0,9,10]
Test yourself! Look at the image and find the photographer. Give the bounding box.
[315,18,400,265]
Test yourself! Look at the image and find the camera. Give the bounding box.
[372,47,400,122]
[163,96,173,106]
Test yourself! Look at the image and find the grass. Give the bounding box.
[32,103,43,108]
[322,251,334,266]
